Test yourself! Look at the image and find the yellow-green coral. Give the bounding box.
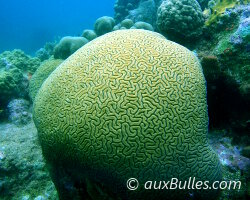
[205,0,248,26]
[29,58,63,101]
[33,30,221,199]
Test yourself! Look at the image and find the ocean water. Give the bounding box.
[0,0,249,200]
[0,0,115,54]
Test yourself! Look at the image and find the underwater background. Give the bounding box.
[0,0,115,54]
[0,0,249,200]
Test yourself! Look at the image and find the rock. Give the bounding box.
[21,195,31,200]
[34,195,46,200]
[7,99,31,126]
[230,5,250,48]
[0,122,57,199]
[241,146,250,158]
[209,135,250,172]
[0,180,5,193]
[205,5,250,131]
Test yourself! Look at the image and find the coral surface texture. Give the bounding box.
[33,30,221,199]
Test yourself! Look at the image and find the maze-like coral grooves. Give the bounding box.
[33,30,221,199]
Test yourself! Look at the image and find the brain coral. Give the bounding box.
[29,59,63,101]
[157,0,204,44]
[33,30,221,199]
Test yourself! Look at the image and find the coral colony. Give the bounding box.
[0,1,249,199]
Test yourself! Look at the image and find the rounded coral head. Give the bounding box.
[33,30,221,199]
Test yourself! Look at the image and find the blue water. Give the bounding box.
[0,0,115,55]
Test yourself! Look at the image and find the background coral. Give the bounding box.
[114,0,141,22]
[36,41,57,62]
[126,0,158,26]
[35,48,50,62]
[132,21,154,30]
[0,70,19,108]
[34,30,221,199]
[0,68,28,111]
[120,18,134,29]
[113,20,154,31]
[81,29,97,41]
[0,50,41,74]
[114,0,162,29]
[94,16,115,36]
[156,0,204,44]
[0,49,36,115]
[53,36,89,59]
[29,59,63,101]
